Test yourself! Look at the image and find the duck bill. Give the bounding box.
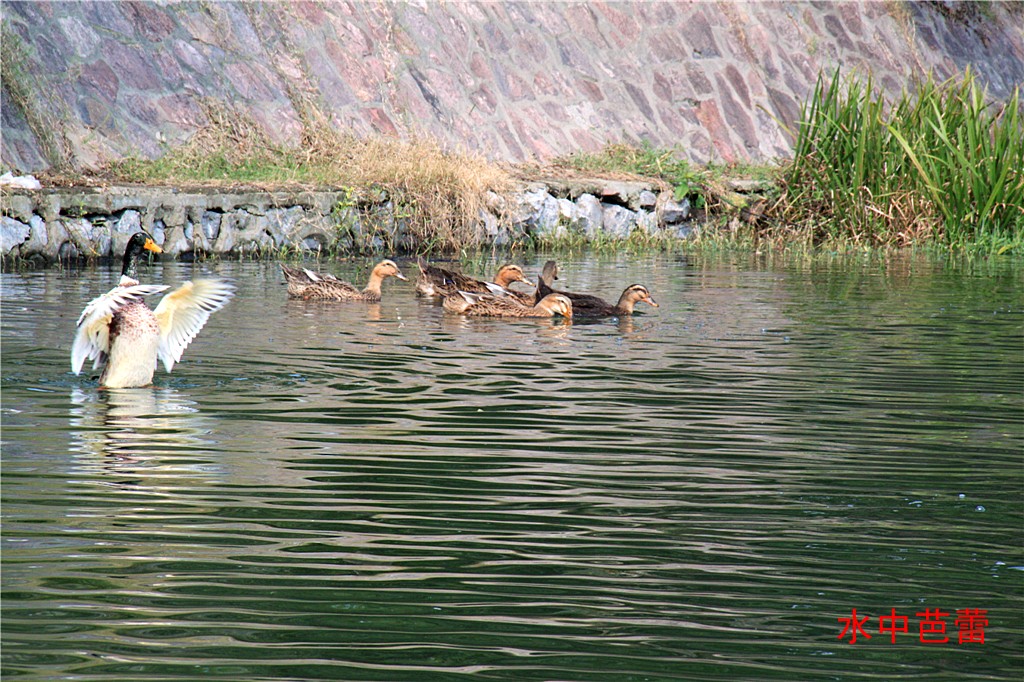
[395,271,409,281]
[521,279,535,287]
[144,238,163,254]
[645,296,659,308]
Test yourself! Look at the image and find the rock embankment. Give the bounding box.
[0,181,698,263]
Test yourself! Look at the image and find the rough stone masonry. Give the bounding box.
[2,1,1021,171]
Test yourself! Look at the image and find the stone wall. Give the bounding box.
[0,180,700,262]
[2,1,1022,172]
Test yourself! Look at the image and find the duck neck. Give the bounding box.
[363,270,385,296]
[615,290,637,313]
[494,270,515,288]
[120,247,142,284]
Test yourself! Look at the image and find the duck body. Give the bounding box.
[443,291,573,319]
[535,260,657,316]
[281,260,407,301]
[416,260,533,299]
[72,232,235,388]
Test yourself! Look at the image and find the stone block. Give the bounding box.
[201,210,221,240]
[575,193,604,237]
[635,209,658,235]
[1,216,30,254]
[5,194,35,222]
[602,205,636,240]
[532,193,564,238]
[639,190,658,210]
[661,198,691,224]
[115,209,142,235]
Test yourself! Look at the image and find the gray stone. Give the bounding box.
[163,224,191,255]
[302,236,325,252]
[635,209,658,235]
[661,198,691,224]
[532,193,564,238]
[575,193,604,237]
[115,209,141,235]
[602,205,636,239]
[202,210,221,240]
[674,224,697,239]
[599,180,655,211]
[6,195,34,222]
[151,219,165,246]
[638,190,658,210]
[1,216,30,253]
[29,215,48,249]
[726,178,773,193]
[512,186,551,225]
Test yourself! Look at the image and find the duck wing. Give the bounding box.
[153,279,235,372]
[564,291,612,312]
[72,284,170,374]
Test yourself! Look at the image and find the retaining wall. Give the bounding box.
[0,181,700,263]
[3,1,1022,172]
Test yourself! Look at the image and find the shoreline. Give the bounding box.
[2,175,758,265]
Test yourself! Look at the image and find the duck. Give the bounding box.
[443,291,573,319]
[535,260,658,316]
[71,231,235,388]
[415,259,534,299]
[281,259,407,301]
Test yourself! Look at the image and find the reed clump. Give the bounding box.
[105,100,513,252]
[773,68,1022,252]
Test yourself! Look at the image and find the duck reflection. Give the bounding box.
[69,387,217,475]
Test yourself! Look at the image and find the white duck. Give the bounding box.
[72,232,234,388]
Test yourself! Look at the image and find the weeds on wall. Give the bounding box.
[1,22,72,169]
[105,100,514,253]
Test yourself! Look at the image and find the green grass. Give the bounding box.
[776,67,1023,253]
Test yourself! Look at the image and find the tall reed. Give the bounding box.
[779,68,1022,251]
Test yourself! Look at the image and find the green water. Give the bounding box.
[2,252,1022,681]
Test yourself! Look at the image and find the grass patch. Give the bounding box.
[100,100,514,253]
[771,67,1023,253]
[551,142,703,203]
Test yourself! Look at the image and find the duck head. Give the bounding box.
[374,259,408,281]
[120,231,162,284]
[537,293,573,319]
[494,264,534,288]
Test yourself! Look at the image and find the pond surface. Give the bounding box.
[2,251,1022,681]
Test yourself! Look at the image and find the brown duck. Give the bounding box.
[443,291,573,319]
[535,260,658,316]
[281,260,407,301]
[415,260,534,298]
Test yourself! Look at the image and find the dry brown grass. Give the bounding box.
[97,100,514,252]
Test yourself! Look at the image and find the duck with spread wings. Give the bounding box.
[71,232,235,388]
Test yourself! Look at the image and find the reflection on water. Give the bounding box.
[2,253,1022,681]
[69,387,215,472]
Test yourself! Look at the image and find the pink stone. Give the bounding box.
[696,100,736,163]
[365,107,398,135]
[593,1,641,49]
[78,60,119,101]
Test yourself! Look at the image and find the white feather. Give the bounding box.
[483,282,514,297]
[71,284,169,374]
[153,279,235,372]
